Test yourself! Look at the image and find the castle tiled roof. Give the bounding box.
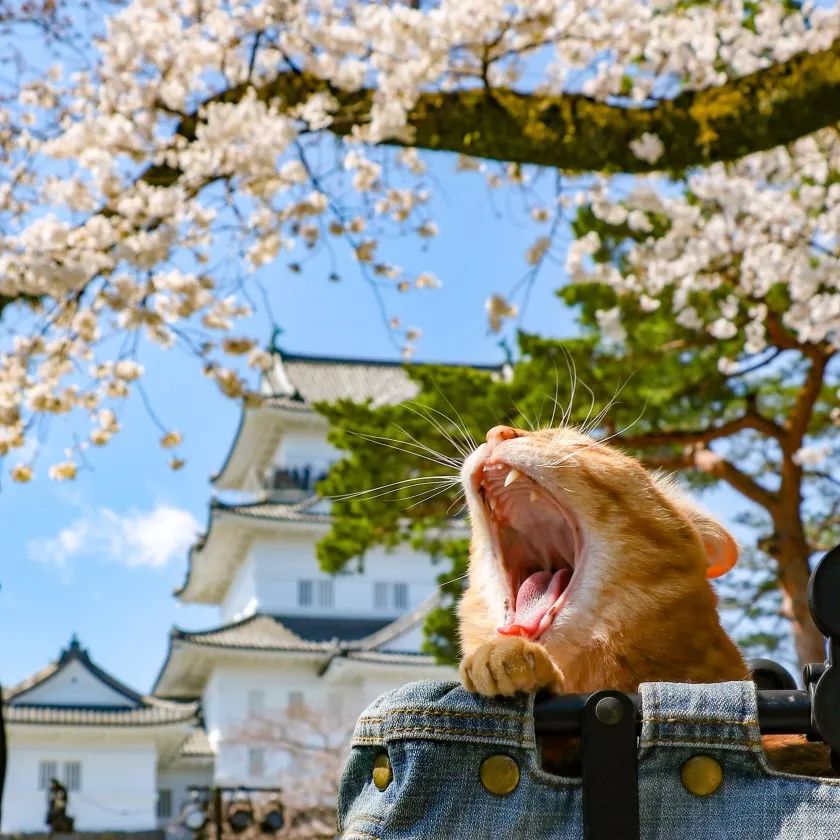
[4,703,197,727]
[269,352,423,408]
[178,728,215,758]
[154,595,445,698]
[171,614,326,652]
[211,496,330,525]
[167,601,432,653]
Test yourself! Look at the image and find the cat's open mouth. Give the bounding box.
[477,460,582,641]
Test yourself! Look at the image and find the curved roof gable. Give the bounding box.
[5,636,198,727]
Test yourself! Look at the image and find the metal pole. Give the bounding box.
[534,689,813,737]
[213,786,223,840]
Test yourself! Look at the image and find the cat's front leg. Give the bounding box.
[460,636,563,697]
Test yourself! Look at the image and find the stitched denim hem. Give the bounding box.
[639,680,763,751]
[352,680,536,749]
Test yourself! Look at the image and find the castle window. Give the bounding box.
[297,579,313,607]
[248,747,265,778]
[298,579,332,608]
[317,579,334,608]
[157,789,173,819]
[374,582,410,611]
[374,582,388,609]
[63,761,81,791]
[38,761,57,790]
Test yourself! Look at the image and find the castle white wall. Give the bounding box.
[201,657,453,786]
[156,765,214,828]
[221,561,259,623]
[2,732,157,833]
[220,533,441,629]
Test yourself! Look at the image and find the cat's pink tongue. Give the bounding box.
[498,569,572,639]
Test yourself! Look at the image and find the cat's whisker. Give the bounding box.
[547,364,561,430]
[401,404,471,460]
[426,382,479,451]
[327,475,459,501]
[438,571,470,587]
[402,481,461,510]
[391,423,467,478]
[511,397,537,432]
[347,430,460,469]
[576,378,597,432]
[562,352,578,427]
[341,478,461,505]
[580,377,632,437]
[386,413,467,463]
[389,480,463,504]
[594,401,647,446]
[533,405,650,470]
[447,496,468,517]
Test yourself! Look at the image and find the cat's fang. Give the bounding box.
[504,468,522,487]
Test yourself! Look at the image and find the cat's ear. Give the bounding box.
[653,473,738,578]
[690,513,739,579]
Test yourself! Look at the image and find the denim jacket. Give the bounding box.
[337,680,840,839]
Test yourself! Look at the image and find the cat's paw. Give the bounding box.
[459,636,561,697]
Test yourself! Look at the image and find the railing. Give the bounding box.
[265,465,328,495]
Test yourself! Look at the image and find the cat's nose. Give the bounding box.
[485,425,525,451]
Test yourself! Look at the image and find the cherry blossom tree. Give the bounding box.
[229,703,350,838]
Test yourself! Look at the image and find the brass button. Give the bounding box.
[372,753,392,791]
[681,755,723,797]
[480,754,520,796]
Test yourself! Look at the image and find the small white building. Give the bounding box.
[153,350,468,786]
[2,637,207,834]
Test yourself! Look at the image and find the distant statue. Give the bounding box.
[46,778,74,833]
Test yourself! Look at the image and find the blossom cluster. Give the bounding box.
[565,128,840,366]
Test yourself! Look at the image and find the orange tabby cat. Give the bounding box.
[456,424,830,775]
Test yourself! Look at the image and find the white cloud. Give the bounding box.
[29,504,200,574]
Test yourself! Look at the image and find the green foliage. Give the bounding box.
[316,197,838,665]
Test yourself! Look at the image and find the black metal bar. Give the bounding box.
[190,785,285,793]
[534,689,812,737]
[213,786,223,840]
[581,691,639,840]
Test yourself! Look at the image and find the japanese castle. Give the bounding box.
[2,350,483,833]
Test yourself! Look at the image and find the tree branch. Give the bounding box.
[617,410,785,450]
[786,349,833,446]
[640,446,780,512]
[142,38,840,187]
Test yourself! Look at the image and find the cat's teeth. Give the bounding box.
[488,496,497,511]
[529,490,538,503]
[504,468,522,488]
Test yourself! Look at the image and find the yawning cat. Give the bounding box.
[458,424,747,697]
